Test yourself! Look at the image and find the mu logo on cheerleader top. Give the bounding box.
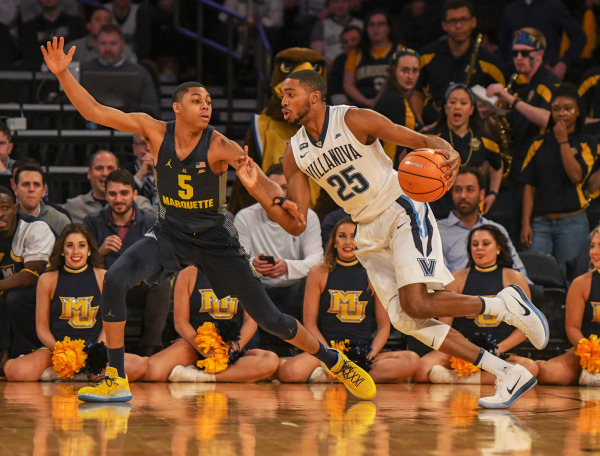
[59,296,99,329]
[328,290,367,323]
[198,289,238,319]
[417,258,437,277]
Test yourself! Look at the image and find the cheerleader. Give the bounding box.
[277,218,420,383]
[143,265,279,382]
[4,224,147,381]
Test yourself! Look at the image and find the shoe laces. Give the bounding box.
[92,373,118,389]
[333,360,365,387]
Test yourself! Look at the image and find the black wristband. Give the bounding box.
[511,99,520,110]
[488,190,498,197]
[273,196,287,207]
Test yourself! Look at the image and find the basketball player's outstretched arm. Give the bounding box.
[235,145,307,235]
[344,108,462,188]
[41,37,165,159]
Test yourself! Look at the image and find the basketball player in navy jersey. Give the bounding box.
[236,69,550,409]
[41,37,376,402]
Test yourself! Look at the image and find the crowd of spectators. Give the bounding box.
[1,0,600,385]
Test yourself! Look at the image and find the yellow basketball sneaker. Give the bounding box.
[77,366,132,402]
[321,351,376,400]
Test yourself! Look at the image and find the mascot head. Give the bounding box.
[266,47,327,120]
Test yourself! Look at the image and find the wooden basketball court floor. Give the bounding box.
[1,381,599,455]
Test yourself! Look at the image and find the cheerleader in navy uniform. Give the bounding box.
[277,218,420,383]
[143,265,279,382]
[538,227,600,385]
[4,224,147,381]
[415,225,538,384]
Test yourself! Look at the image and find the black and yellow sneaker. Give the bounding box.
[321,351,376,400]
[77,367,132,402]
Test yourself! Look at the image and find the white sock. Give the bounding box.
[481,296,506,316]
[475,350,512,378]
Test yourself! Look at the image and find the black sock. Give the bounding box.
[107,347,126,378]
[312,343,339,369]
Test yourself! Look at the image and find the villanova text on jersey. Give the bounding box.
[303,143,364,181]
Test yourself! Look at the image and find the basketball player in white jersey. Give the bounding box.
[237,69,549,409]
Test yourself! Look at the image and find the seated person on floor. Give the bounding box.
[142,266,279,383]
[0,186,54,368]
[277,217,420,383]
[538,226,600,386]
[4,224,147,381]
[415,224,538,384]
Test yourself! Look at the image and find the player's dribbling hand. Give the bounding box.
[434,148,460,190]
[40,37,75,75]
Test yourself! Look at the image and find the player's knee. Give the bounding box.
[399,295,431,319]
[256,313,297,341]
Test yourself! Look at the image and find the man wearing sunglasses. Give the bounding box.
[486,28,560,244]
[417,0,505,125]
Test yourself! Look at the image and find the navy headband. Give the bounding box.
[512,31,545,51]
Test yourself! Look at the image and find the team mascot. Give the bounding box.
[229,48,327,214]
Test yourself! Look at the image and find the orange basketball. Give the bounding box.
[397,149,449,202]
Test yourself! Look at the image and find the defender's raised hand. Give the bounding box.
[41,37,75,75]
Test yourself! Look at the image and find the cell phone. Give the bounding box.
[259,255,275,265]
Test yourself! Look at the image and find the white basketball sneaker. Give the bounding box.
[495,285,549,350]
[478,364,537,409]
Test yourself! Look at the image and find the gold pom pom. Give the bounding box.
[52,337,88,379]
[195,322,229,373]
[450,357,481,377]
[577,334,600,373]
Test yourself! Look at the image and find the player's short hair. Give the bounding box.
[0,186,15,203]
[265,163,284,177]
[285,70,327,101]
[171,82,206,103]
[443,0,474,19]
[457,166,485,191]
[105,169,136,191]
[14,162,45,185]
[0,122,11,142]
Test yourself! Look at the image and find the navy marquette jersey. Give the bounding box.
[454,265,514,341]
[155,120,228,233]
[318,259,374,345]
[582,270,600,339]
[50,265,102,341]
[189,269,243,330]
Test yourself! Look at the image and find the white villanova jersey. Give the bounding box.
[291,105,403,223]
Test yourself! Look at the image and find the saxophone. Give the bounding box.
[493,72,519,179]
[464,33,482,85]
